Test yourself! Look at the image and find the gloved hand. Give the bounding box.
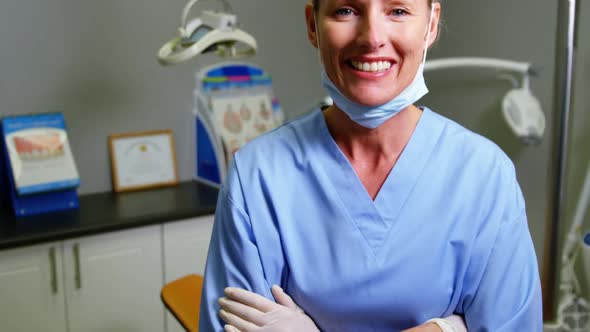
[403,315,467,332]
[402,323,446,332]
[218,285,320,332]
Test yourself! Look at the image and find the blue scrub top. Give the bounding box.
[200,108,543,331]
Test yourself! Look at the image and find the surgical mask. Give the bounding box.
[319,7,435,129]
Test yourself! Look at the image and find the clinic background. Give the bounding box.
[0,0,588,315]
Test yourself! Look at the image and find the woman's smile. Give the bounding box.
[349,59,392,73]
[346,57,396,80]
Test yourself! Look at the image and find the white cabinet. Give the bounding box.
[0,241,67,332]
[63,224,164,332]
[0,217,214,332]
[163,215,215,332]
[0,224,165,332]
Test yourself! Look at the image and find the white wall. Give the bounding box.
[0,0,323,194]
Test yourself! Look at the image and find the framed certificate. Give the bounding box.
[108,129,178,192]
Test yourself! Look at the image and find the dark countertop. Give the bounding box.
[0,181,218,250]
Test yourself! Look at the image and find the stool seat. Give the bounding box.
[161,274,204,331]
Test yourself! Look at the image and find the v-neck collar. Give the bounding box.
[315,107,445,255]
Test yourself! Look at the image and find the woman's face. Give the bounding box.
[306,0,440,106]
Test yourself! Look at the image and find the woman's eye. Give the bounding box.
[335,8,354,16]
[391,9,409,16]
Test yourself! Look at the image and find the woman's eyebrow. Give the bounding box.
[385,0,418,6]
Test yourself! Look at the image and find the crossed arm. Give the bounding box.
[218,285,466,332]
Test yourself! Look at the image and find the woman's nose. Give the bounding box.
[356,15,386,51]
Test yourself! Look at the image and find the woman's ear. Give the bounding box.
[427,3,441,48]
[305,3,319,48]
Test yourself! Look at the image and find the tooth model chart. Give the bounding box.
[1,113,80,216]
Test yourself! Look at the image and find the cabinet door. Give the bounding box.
[162,215,214,332]
[63,224,164,332]
[0,242,67,332]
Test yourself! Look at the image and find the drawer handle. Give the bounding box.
[49,247,58,294]
[73,243,82,289]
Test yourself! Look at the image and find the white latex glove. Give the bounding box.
[444,314,467,332]
[419,315,468,332]
[218,285,320,332]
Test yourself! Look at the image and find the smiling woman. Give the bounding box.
[199,0,543,331]
[310,0,439,129]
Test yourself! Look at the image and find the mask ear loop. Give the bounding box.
[422,6,436,65]
[313,8,323,64]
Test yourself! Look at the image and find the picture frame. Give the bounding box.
[108,129,179,192]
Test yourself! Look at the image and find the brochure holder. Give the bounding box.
[0,145,8,212]
[194,63,284,186]
[0,113,80,217]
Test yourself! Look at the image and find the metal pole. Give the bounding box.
[542,0,577,321]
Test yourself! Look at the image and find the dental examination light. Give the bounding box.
[424,57,546,145]
[157,0,257,65]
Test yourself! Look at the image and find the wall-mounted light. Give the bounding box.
[425,57,545,145]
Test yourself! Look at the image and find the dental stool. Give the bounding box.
[161,274,204,331]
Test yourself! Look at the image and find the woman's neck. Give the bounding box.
[323,104,422,163]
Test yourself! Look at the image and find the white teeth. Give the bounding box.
[18,147,63,160]
[351,60,392,72]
